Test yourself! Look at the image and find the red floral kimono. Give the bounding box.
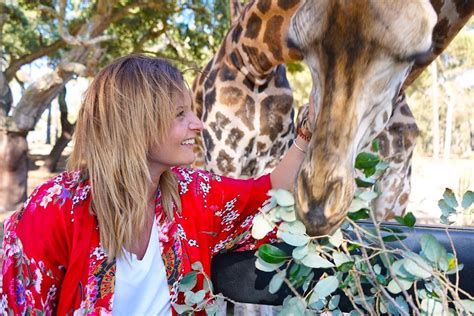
[1,167,275,315]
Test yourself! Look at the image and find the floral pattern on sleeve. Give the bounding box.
[2,167,276,315]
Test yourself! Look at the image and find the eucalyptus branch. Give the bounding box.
[275,266,303,299]
[341,287,366,315]
[352,222,412,316]
[369,212,421,315]
[445,225,460,296]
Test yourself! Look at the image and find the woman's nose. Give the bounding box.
[189,112,204,132]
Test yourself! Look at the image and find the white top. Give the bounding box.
[113,217,171,315]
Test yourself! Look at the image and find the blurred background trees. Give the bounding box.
[0,0,231,211]
[0,0,472,213]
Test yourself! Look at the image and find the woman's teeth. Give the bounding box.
[181,139,195,145]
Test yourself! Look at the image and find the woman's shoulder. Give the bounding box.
[28,170,90,207]
[7,170,91,230]
[172,167,223,187]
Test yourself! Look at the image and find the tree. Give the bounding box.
[0,0,230,212]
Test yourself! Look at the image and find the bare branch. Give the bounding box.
[59,61,87,77]
[5,40,66,81]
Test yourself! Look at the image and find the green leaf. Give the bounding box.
[302,271,315,292]
[443,188,458,208]
[395,212,416,227]
[279,207,297,222]
[364,167,377,177]
[375,161,390,171]
[376,274,387,286]
[347,198,369,213]
[358,191,378,202]
[355,177,375,188]
[420,234,448,269]
[184,289,206,305]
[392,260,413,279]
[278,231,310,247]
[292,245,309,260]
[251,213,275,240]
[332,309,343,316]
[387,279,413,294]
[312,276,339,300]
[205,303,219,316]
[421,298,443,315]
[387,296,409,315]
[255,257,285,272]
[308,298,326,311]
[347,208,370,220]
[403,255,433,279]
[373,264,382,275]
[329,229,343,247]
[281,297,307,315]
[355,152,380,170]
[462,191,474,209]
[269,270,286,294]
[203,277,213,293]
[328,295,340,310]
[438,200,456,216]
[461,300,474,313]
[172,303,193,314]
[258,244,289,264]
[382,235,406,242]
[269,189,295,207]
[191,261,203,271]
[179,271,197,292]
[333,252,352,267]
[337,261,355,273]
[404,212,416,227]
[280,221,307,235]
[372,139,380,152]
[301,253,335,268]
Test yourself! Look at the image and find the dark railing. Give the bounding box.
[211,223,474,310]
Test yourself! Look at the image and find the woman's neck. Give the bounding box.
[147,164,166,205]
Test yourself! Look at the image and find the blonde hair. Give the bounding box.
[68,54,183,259]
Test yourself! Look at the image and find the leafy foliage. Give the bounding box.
[176,151,473,315]
[438,188,474,225]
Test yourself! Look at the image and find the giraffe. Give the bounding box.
[192,0,303,177]
[193,0,472,235]
[359,0,474,220]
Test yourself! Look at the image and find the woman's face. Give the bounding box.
[148,90,203,171]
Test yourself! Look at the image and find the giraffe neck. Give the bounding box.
[404,0,474,87]
[225,0,304,82]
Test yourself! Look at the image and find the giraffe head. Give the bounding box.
[289,0,437,235]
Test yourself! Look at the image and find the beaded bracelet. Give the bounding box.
[297,127,312,142]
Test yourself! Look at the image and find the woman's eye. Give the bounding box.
[177,111,185,117]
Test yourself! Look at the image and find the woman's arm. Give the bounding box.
[2,180,70,314]
[270,135,309,192]
[271,94,315,192]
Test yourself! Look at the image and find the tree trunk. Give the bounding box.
[0,72,12,115]
[431,62,440,158]
[0,131,28,212]
[0,1,113,210]
[43,87,75,172]
[46,102,52,144]
[443,89,454,161]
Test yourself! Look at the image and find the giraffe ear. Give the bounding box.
[288,0,331,49]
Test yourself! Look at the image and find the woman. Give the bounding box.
[2,55,314,315]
